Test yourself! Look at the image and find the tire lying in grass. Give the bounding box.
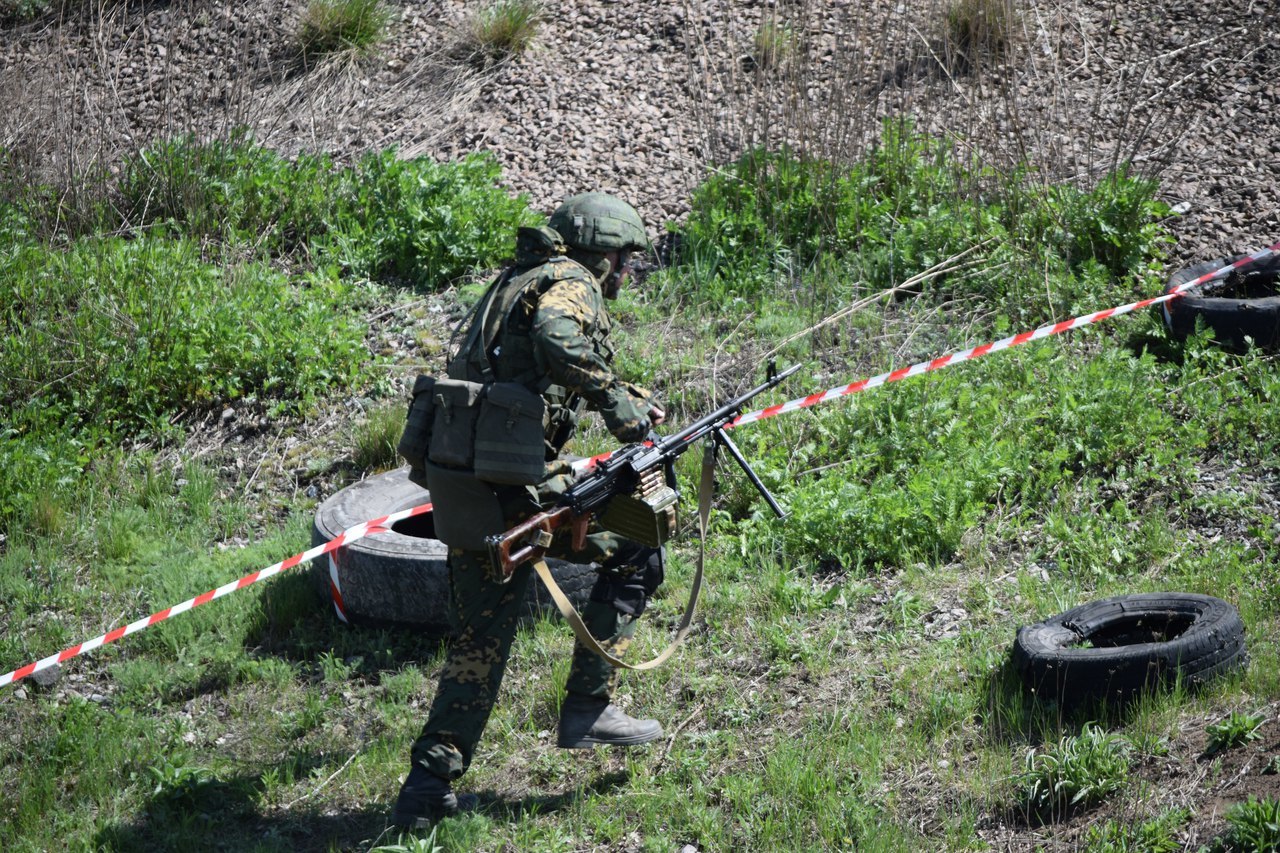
[1013,593,1247,705]
[1161,252,1280,351]
[310,466,597,635]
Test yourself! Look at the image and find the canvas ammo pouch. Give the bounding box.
[423,461,506,551]
[427,378,486,469]
[397,374,437,487]
[473,381,546,485]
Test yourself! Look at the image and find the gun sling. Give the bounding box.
[529,440,717,670]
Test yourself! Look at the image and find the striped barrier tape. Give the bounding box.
[0,504,432,688]
[3,240,1276,689]
[728,241,1280,428]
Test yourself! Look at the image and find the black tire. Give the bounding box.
[1013,593,1247,705]
[309,466,597,635]
[1160,253,1280,351]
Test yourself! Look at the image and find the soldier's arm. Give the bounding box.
[532,278,650,442]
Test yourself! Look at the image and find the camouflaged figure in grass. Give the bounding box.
[399,197,666,802]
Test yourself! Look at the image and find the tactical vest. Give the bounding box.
[395,228,617,548]
[447,249,610,459]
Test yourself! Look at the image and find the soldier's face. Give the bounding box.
[603,250,633,299]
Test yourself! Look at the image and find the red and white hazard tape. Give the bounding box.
[728,241,1280,428]
[4,240,1277,689]
[0,504,432,688]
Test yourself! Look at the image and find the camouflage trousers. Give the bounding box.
[410,476,658,781]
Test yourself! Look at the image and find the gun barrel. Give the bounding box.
[659,362,802,451]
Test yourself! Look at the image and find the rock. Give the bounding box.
[31,664,61,688]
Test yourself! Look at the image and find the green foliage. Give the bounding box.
[0,235,365,532]
[666,122,1170,317]
[1220,797,1280,852]
[1018,723,1132,814]
[1035,166,1173,278]
[1080,808,1189,853]
[118,133,338,256]
[2,236,364,434]
[458,0,544,67]
[372,830,443,853]
[115,135,535,289]
[1205,711,1265,755]
[297,0,394,59]
[0,0,49,24]
[735,340,1193,573]
[1,134,537,533]
[323,149,537,288]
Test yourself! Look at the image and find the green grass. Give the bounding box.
[2,125,1278,851]
[352,404,410,472]
[457,0,545,68]
[297,0,395,61]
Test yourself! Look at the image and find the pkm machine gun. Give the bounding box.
[488,362,801,576]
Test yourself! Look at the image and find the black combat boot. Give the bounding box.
[390,764,479,828]
[557,694,663,749]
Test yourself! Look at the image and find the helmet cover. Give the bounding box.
[548,192,649,254]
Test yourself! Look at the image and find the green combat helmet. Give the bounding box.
[548,193,649,255]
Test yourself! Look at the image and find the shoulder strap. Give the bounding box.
[530,439,716,670]
[448,267,521,383]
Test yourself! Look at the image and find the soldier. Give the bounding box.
[392,192,668,828]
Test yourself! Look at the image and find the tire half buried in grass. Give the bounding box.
[1013,592,1247,705]
[310,466,596,635]
[1161,252,1280,351]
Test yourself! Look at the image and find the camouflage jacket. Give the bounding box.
[447,255,650,457]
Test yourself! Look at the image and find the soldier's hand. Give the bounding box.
[648,405,666,426]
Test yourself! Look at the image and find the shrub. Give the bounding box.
[117,133,338,257]
[322,149,537,289]
[1050,167,1172,278]
[1018,723,1132,815]
[457,0,544,67]
[297,0,394,61]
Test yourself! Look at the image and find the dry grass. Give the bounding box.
[942,0,1018,71]
[0,0,492,223]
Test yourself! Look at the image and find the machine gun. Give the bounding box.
[488,362,801,577]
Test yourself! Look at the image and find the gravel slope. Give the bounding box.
[2,0,1277,264]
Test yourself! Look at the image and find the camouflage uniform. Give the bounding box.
[410,248,660,782]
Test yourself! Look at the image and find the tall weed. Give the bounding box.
[666,121,1170,321]
[118,134,338,257]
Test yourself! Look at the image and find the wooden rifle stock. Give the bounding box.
[488,506,585,578]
